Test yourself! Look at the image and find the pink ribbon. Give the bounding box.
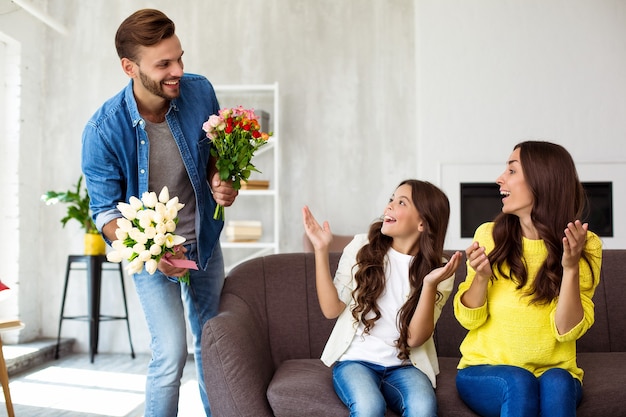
[163,252,199,270]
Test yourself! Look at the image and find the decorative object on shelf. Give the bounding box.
[240,180,270,190]
[41,175,106,256]
[104,186,197,284]
[202,106,273,220]
[225,220,263,242]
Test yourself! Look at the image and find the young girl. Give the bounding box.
[454,141,603,417]
[303,179,461,417]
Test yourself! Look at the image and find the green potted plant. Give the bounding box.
[41,174,106,255]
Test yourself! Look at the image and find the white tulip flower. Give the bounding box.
[129,228,148,245]
[165,206,179,221]
[132,242,146,254]
[116,217,134,232]
[106,251,123,263]
[114,228,128,241]
[158,186,170,203]
[126,258,144,275]
[111,240,127,251]
[149,243,162,256]
[164,233,186,248]
[129,196,143,210]
[138,209,156,229]
[142,191,158,208]
[117,202,138,221]
[166,197,184,216]
[153,233,166,246]
[121,246,135,260]
[165,219,177,233]
[155,223,167,235]
[138,250,152,262]
[145,259,158,275]
[143,226,157,239]
[154,203,167,223]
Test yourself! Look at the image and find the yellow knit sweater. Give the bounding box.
[454,222,602,382]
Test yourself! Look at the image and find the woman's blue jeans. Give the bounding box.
[133,243,225,417]
[332,360,437,417]
[456,365,582,417]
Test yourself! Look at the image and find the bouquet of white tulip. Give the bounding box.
[106,186,196,284]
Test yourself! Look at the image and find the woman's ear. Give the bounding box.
[121,58,136,78]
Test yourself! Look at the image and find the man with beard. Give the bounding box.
[81,9,237,417]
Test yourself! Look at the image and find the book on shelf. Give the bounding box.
[240,180,270,190]
[226,220,263,242]
[0,319,23,330]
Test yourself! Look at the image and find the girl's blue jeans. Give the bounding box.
[133,243,225,417]
[332,360,437,417]
[456,365,582,417]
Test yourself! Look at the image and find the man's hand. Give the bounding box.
[210,171,238,207]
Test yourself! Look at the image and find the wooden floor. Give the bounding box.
[1,342,204,417]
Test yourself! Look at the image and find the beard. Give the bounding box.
[138,68,180,100]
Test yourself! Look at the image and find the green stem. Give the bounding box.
[213,204,225,221]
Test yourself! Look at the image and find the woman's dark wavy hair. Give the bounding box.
[115,9,175,61]
[489,141,596,304]
[351,179,450,360]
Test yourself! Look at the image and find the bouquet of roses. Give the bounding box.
[202,106,272,220]
[106,186,197,284]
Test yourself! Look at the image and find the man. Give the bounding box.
[81,9,237,416]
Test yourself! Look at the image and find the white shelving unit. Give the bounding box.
[213,83,280,273]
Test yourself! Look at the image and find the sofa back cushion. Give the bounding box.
[433,252,468,358]
[223,253,341,368]
[578,249,626,352]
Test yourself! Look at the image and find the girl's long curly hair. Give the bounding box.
[351,179,450,360]
[489,141,596,303]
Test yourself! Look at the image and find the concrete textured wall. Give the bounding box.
[0,0,624,353]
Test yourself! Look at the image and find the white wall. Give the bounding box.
[1,0,623,353]
[415,0,626,249]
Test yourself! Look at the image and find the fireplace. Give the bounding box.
[459,182,614,238]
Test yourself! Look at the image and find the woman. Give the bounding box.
[303,179,461,417]
[454,141,602,417]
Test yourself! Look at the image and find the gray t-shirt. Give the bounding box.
[145,120,196,244]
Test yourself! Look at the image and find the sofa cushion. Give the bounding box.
[436,357,480,416]
[267,359,401,417]
[577,352,626,416]
[436,353,626,417]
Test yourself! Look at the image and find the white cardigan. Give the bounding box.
[320,234,455,388]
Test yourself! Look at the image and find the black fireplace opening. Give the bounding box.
[460,182,613,238]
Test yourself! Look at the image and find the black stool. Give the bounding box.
[55,255,135,363]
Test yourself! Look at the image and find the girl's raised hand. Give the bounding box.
[302,206,333,252]
[423,251,462,287]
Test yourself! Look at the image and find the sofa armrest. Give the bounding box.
[202,293,275,417]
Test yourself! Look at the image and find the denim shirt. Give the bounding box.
[81,73,223,270]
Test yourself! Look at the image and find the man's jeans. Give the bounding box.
[332,360,437,417]
[133,243,225,417]
[456,365,582,417]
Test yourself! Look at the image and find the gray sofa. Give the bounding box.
[201,250,626,416]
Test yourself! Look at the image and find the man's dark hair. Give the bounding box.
[115,9,175,61]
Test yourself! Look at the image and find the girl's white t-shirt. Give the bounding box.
[339,247,412,366]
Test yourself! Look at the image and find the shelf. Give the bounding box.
[213,83,280,273]
[221,242,277,249]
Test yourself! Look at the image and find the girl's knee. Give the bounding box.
[403,397,437,417]
[349,398,386,417]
